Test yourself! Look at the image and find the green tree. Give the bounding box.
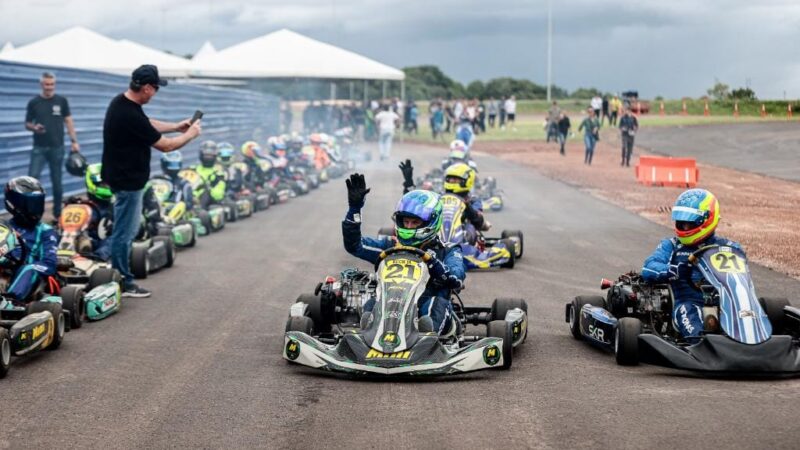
[730,87,756,101]
[706,79,730,100]
[570,87,602,99]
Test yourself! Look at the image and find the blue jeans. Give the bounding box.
[583,134,597,165]
[110,189,144,287]
[379,132,394,159]
[29,145,65,217]
[558,132,567,154]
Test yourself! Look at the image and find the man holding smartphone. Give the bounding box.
[25,71,79,219]
[101,64,201,297]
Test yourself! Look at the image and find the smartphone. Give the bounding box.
[190,110,203,124]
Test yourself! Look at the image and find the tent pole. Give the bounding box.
[330,82,336,101]
[382,80,387,100]
[400,80,405,101]
[349,81,354,100]
[363,79,368,104]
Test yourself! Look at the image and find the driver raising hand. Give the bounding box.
[641,189,742,339]
[342,173,465,336]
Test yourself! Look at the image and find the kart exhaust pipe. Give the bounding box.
[600,278,613,290]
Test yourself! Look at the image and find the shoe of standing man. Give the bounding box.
[122,283,151,298]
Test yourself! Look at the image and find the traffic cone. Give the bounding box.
[659,101,665,116]
[788,103,793,119]
[761,104,766,118]
[734,101,739,118]
[703,100,710,116]
[681,100,687,115]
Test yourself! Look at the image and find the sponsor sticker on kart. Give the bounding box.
[709,251,746,274]
[381,259,422,284]
[285,339,301,361]
[483,345,501,366]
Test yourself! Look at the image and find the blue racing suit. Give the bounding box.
[642,235,742,338]
[342,207,466,335]
[4,218,58,301]
[456,123,475,149]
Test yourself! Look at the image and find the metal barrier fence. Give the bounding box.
[0,60,279,205]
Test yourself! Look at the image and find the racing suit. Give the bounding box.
[342,207,465,335]
[63,196,113,261]
[193,165,227,209]
[642,235,742,338]
[3,219,58,301]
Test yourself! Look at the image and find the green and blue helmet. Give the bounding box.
[392,190,443,247]
[85,163,113,202]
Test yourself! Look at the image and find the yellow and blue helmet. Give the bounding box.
[392,190,443,247]
[672,189,720,246]
[443,163,476,195]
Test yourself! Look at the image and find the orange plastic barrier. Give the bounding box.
[635,156,699,188]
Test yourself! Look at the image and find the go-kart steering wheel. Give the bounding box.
[374,245,431,270]
[687,244,720,265]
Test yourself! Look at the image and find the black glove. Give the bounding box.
[345,173,370,209]
[399,159,414,188]
[668,262,693,280]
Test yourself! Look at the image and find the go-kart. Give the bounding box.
[150,177,207,239]
[384,193,522,270]
[283,246,529,376]
[230,162,272,211]
[131,222,176,279]
[55,205,122,326]
[177,169,227,231]
[565,244,800,376]
[475,177,504,212]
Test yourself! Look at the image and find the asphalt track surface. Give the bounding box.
[635,122,800,182]
[2,143,799,450]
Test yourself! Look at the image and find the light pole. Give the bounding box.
[546,0,552,102]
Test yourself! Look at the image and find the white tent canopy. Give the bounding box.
[0,26,190,77]
[192,41,216,60]
[189,29,404,81]
[0,42,13,54]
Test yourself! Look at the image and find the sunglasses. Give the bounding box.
[149,84,160,92]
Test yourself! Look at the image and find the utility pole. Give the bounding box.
[546,0,552,102]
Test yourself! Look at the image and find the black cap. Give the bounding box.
[131,64,168,87]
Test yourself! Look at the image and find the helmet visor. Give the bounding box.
[671,206,707,223]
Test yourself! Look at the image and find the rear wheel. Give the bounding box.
[298,293,334,333]
[615,317,642,366]
[0,328,11,378]
[285,316,314,334]
[569,296,605,340]
[197,210,212,233]
[500,230,524,258]
[27,302,65,350]
[759,297,790,335]
[486,320,513,370]
[131,245,149,279]
[88,267,120,291]
[499,239,516,269]
[60,285,85,330]
[154,236,176,268]
[491,298,528,320]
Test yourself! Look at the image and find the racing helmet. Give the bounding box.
[449,140,468,160]
[200,140,217,153]
[5,176,46,227]
[392,190,443,247]
[161,151,183,177]
[199,145,218,168]
[443,163,476,195]
[217,142,235,165]
[65,151,88,177]
[85,163,113,202]
[266,136,281,150]
[672,189,720,246]
[309,133,323,145]
[288,133,304,151]
[240,141,264,161]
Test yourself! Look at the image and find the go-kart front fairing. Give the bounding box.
[283,248,508,376]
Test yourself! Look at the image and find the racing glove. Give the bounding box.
[346,173,370,209]
[668,262,693,281]
[399,159,415,190]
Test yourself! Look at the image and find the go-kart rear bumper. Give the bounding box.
[638,334,800,376]
[283,332,506,376]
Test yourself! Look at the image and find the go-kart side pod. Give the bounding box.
[84,282,122,321]
[482,196,503,211]
[283,332,508,376]
[637,334,800,376]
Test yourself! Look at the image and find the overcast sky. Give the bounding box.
[2,0,799,98]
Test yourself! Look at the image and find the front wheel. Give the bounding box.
[60,285,85,330]
[614,317,642,366]
[0,328,11,378]
[285,316,314,334]
[759,297,790,335]
[154,236,176,268]
[27,302,66,350]
[569,296,605,340]
[500,230,524,258]
[486,320,513,370]
[499,239,516,269]
[131,245,149,279]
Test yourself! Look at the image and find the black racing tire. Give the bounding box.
[499,239,516,269]
[184,221,197,247]
[154,236,176,268]
[759,297,790,335]
[131,245,149,279]
[225,201,239,222]
[297,293,333,333]
[500,230,524,258]
[0,328,10,379]
[377,226,395,238]
[88,267,120,291]
[60,285,85,330]
[569,296,605,340]
[491,298,528,321]
[486,320,513,370]
[285,316,314,334]
[156,226,172,237]
[197,210,213,233]
[615,317,642,366]
[247,194,260,213]
[27,302,66,350]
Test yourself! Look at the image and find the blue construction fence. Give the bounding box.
[0,60,280,204]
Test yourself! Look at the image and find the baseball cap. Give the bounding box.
[131,64,168,87]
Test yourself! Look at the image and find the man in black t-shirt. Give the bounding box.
[101,64,201,297]
[25,72,80,218]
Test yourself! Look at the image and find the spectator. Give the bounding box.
[578,107,600,165]
[557,112,571,156]
[374,104,399,160]
[24,71,79,219]
[591,95,602,123]
[477,99,486,133]
[602,95,610,126]
[101,64,201,297]
[407,101,419,135]
[432,103,445,141]
[444,101,455,133]
[618,107,639,167]
[499,96,507,129]
[610,95,622,126]
[281,100,293,133]
[487,97,497,128]
[546,100,561,142]
[504,95,517,131]
[351,102,365,141]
